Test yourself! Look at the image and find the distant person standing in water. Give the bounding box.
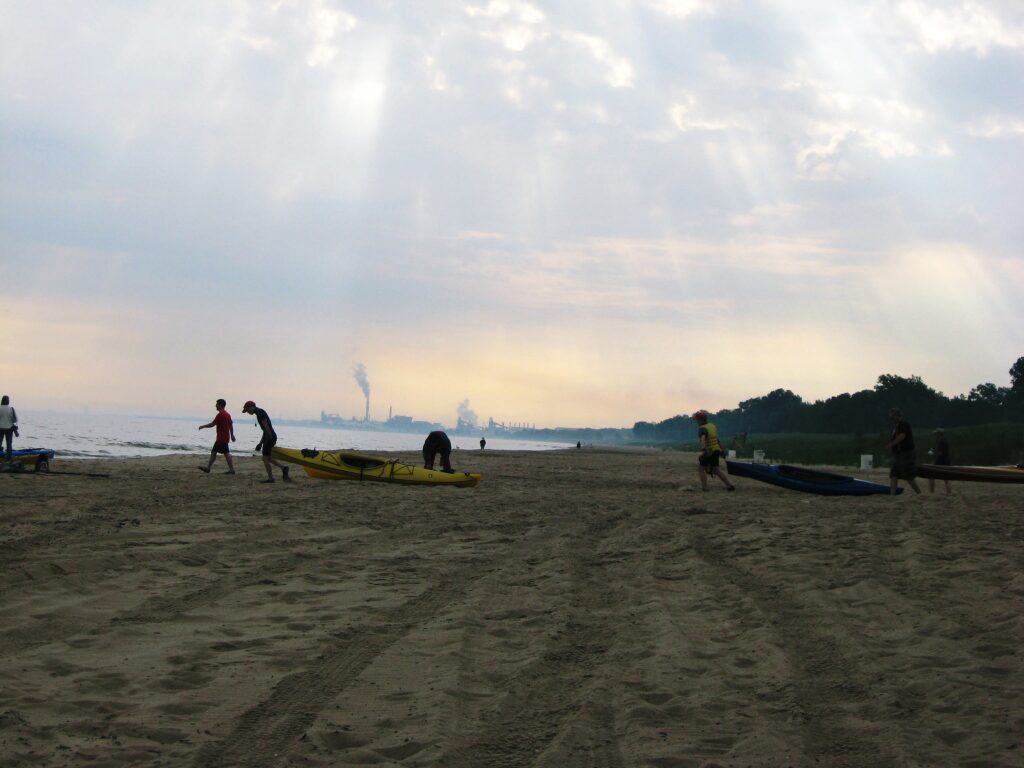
[480,437,486,450]
[929,428,951,495]
[0,395,18,461]
[198,399,236,475]
[693,410,735,492]
[241,400,291,483]
[886,407,921,495]
[423,430,453,473]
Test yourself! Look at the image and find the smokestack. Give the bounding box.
[365,396,369,422]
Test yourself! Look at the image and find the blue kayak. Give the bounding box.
[725,460,898,496]
[5,448,56,471]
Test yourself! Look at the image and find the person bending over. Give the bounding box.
[423,430,454,473]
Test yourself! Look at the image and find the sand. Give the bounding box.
[0,448,1021,768]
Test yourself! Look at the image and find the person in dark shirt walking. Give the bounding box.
[886,408,921,495]
[242,400,291,483]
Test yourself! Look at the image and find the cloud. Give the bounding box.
[304,1,358,67]
[465,0,547,52]
[884,0,1024,55]
[640,0,717,21]
[783,76,937,176]
[966,114,1024,138]
[669,94,735,132]
[562,32,635,89]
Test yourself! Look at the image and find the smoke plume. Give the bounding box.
[353,363,370,398]
[458,398,478,426]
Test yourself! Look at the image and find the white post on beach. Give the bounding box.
[753,449,766,463]
[727,449,737,459]
[860,454,873,470]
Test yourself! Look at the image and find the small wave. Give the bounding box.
[103,440,200,452]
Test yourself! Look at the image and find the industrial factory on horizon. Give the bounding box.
[320,363,537,437]
[319,409,537,437]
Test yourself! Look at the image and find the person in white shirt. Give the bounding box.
[0,395,18,460]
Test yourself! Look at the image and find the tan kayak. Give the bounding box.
[916,464,1024,484]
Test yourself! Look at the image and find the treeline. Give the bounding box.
[634,357,1024,442]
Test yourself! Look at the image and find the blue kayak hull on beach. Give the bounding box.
[4,449,56,472]
[726,460,898,496]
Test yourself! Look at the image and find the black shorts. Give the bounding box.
[698,450,721,469]
[261,435,278,457]
[211,442,230,455]
[890,450,917,480]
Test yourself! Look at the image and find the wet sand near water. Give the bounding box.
[1,449,1021,767]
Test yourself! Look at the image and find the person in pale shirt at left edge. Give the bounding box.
[0,395,18,461]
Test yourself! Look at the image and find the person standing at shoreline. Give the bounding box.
[198,399,236,475]
[241,400,291,483]
[693,410,735,492]
[929,428,952,495]
[886,407,921,495]
[0,395,18,461]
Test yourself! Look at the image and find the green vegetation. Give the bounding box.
[651,423,1024,467]
[630,357,1024,466]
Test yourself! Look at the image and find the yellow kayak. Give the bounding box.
[271,447,481,487]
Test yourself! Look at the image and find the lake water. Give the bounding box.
[13,411,573,459]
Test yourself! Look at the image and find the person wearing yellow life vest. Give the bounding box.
[693,410,736,492]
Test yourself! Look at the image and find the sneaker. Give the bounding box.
[260,478,275,484]
[282,467,291,482]
[224,470,236,475]
[198,466,210,474]
[726,485,736,492]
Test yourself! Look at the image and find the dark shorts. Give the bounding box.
[262,435,278,457]
[211,442,230,455]
[698,450,721,469]
[890,450,917,480]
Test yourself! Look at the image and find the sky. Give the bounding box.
[2,0,1022,428]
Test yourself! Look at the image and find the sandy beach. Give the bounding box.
[1,448,1021,767]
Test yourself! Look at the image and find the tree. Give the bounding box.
[967,383,1008,405]
[874,374,943,426]
[1010,357,1024,393]
[1007,357,1024,418]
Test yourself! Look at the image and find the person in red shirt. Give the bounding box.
[198,398,236,474]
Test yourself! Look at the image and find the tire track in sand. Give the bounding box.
[688,527,909,767]
[192,557,490,768]
[443,509,630,768]
[0,528,389,656]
